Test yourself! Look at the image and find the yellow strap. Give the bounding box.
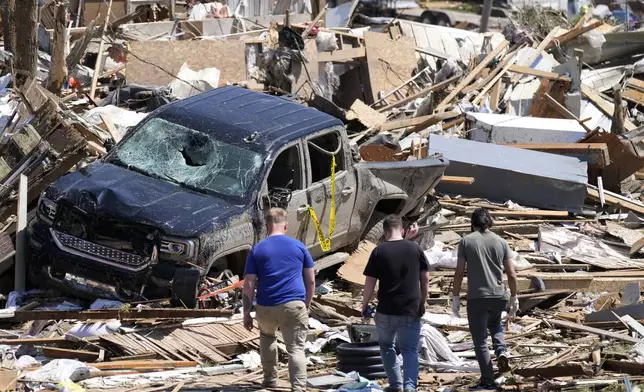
[308,155,336,252]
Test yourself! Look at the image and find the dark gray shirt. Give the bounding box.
[457,231,512,299]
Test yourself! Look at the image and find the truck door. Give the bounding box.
[264,143,310,243]
[304,129,358,258]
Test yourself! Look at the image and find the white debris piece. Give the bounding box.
[169,62,221,99]
[82,105,148,140]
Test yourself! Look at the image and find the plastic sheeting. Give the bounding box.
[113,117,264,199]
[169,63,221,99]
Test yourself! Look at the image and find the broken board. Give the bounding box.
[338,241,376,286]
[363,32,417,105]
[126,40,246,86]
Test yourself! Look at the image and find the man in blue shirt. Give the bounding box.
[243,207,315,392]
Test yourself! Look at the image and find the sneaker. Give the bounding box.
[469,383,496,391]
[497,352,511,373]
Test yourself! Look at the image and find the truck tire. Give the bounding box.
[363,212,388,244]
[436,14,450,26]
[337,354,383,365]
[171,268,201,308]
[421,12,434,24]
[338,363,386,374]
[336,342,382,357]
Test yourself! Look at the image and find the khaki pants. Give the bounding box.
[256,300,308,392]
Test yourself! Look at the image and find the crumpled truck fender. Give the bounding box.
[198,210,256,275]
[346,156,448,242]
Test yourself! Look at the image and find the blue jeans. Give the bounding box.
[375,313,421,390]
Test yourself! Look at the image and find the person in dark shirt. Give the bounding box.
[242,208,316,392]
[361,215,430,392]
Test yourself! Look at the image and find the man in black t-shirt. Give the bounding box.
[361,215,430,392]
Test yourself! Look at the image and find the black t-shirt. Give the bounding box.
[363,239,429,316]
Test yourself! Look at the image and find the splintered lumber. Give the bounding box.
[581,84,636,131]
[508,28,560,84]
[514,364,592,378]
[378,111,460,133]
[603,359,644,375]
[587,186,644,215]
[547,318,640,343]
[90,360,198,370]
[546,21,604,50]
[488,210,569,218]
[501,143,609,168]
[508,65,571,82]
[42,347,99,362]
[377,75,460,113]
[11,308,233,321]
[89,0,114,100]
[437,40,509,108]
[0,337,96,345]
[440,176,474,185]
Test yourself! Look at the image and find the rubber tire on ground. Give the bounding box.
[338,363,386,374]
[336,354,383,365]
[171,268,201,308]
[361,372,388,380]
[336,342,381,357]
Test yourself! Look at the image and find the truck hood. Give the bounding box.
[46,163,245,237]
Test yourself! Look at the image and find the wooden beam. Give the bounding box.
[547,318,640,343]
[514,364,592,378]
[581,84,636,131]
[42,347,99,362]
[377,75,460,113]
[378,111,460,133]
[488,210,569,218]
[587,187,644,215]
[603,359,644,375]
[510,27,560,84]
[437,40,509,108]
[89,0,114,100]
[508,65,571,81]
[546,21,604,50]
[10,308,233,321]
[500,143,610,168]
[90,360,198,370]
[317,47,366,62]
[440,176,474,185]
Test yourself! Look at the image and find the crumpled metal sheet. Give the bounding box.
[538,225,644,270]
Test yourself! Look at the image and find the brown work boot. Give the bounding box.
[262,379,278,388]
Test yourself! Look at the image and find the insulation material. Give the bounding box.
[419,323,463,364]
[538,225,644,269]
[169,63,221,99]
[82,105,148,140]
[429,135,588,212]
[315,31,339,52]
[114,117,264,198]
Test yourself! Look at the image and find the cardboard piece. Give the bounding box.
[338,241,376,286]
[347,99,387,129]
[363,32,417,104]
[126,40,246,86]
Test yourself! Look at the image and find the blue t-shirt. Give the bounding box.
[244,235,315,306]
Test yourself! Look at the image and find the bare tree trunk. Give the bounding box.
[47,0,68,94]
[14,0,37,87]
[0,0,14,54]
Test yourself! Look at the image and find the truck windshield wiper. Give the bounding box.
[159,174,209,196]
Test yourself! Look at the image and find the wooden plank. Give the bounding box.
[546,21,604,50]
[377,75,460,113]
[440,176,474,185]
[90,360,198,370]
[508,65,571,81]
[11,308,233,321]
[363,32,417,104]
[603,359,644,375]
[621,314,644,338]
[438,40,510,108]
[488,210,569,218]
[514,364,592,378]
[587,187,644,215]
[581,84,636,131]
[472,51,517,106]
[99,113,121,143]
[547,318,640,343]
[624,87,644,105]
[89,0,113,100]
[378,111,460,132]
[500,143,609,168]
[42,347,99,362]
[509,28,560,84]
[317,47,366,62]
[531,264,591,271]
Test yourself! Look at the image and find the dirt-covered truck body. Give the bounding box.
[28,86,448,305]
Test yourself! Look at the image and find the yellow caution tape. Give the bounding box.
[308,155,336,252]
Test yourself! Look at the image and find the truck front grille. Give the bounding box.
[51,229,148,272]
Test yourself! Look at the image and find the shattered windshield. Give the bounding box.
[111,117,264,200]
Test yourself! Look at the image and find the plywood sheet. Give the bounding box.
[126,40,246,86]
[338,241,376,286]
[363,32,417,104]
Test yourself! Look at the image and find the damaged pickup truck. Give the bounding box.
[28,86,448,307]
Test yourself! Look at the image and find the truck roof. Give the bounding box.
[157,86,344,151]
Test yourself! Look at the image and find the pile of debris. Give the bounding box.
[2,0,644,390]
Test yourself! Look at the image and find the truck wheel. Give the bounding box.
[421,13,434,24]
[171,269,201,308]
[363,212,388,244]
[436,14,450,26]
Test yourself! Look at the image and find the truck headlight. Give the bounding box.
[160,236,197,261]
[37,196,57,224]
